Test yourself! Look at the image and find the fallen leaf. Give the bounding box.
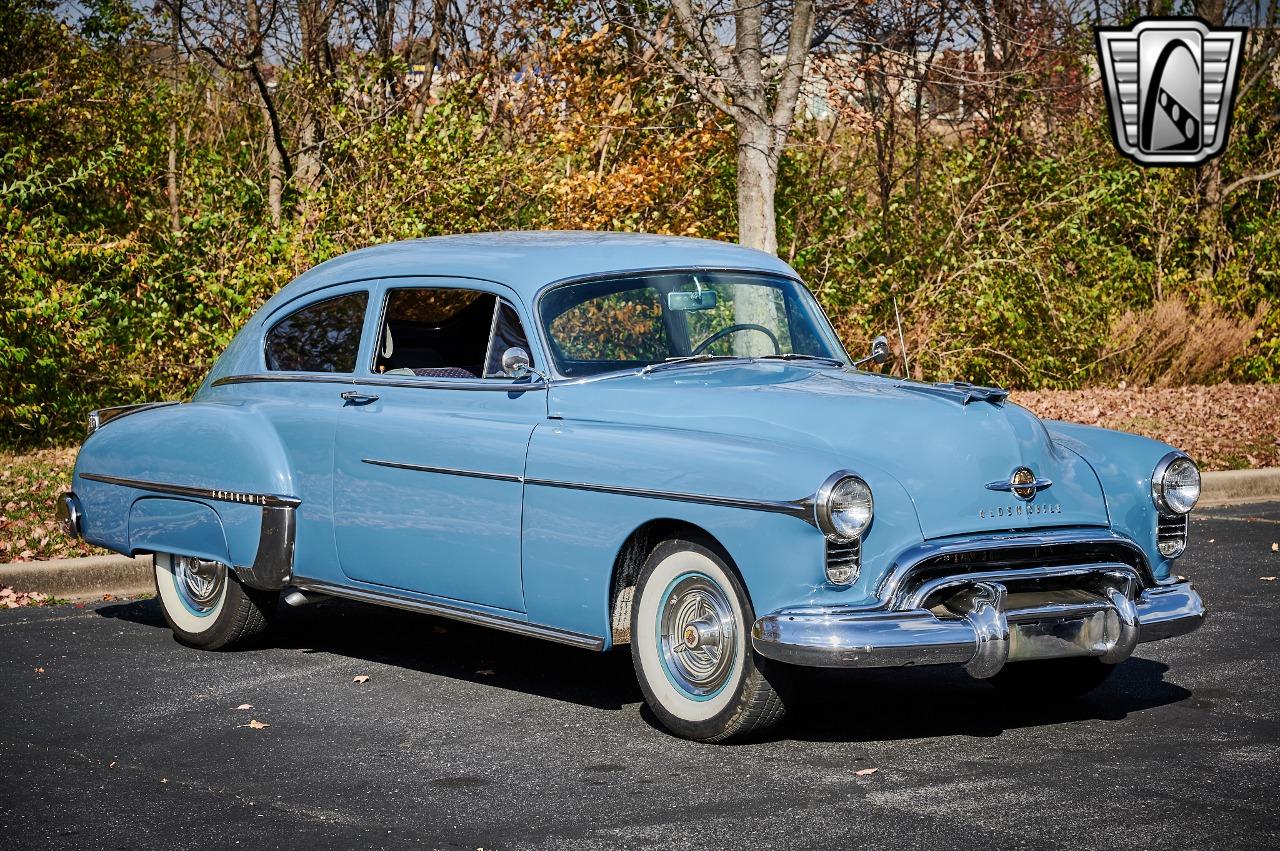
[34,667,44,674]
[109,762,116,769]
[160,778,168,784]
[1208,539,1215,543]
[352,675,370,684]
[475,669,495,677]
[235,704,254,710]
[241,719,270,730]
[1272,543,1278,553]
[855,768,879,776]
[1261,576,1277,582]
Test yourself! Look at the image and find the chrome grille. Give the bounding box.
[1157,513,1189,558]
[826,538,861,585]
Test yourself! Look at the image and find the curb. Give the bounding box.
[0,554,153,602]
[1200,468,1280,507]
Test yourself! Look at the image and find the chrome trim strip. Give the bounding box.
[357,460,817,521]
[362,458,523,483]
[525,477,814,521]
[353,375,546,393]
[88,401,180,434]
[291,580,605,651]
[902,563,1139,610]
[212,373,355,387]
[78,473,302,509]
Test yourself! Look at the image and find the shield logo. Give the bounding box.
[1096,17,1247,166]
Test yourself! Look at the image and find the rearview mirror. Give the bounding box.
[668,289,718,312]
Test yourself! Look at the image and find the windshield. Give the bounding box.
[539,271,848,377]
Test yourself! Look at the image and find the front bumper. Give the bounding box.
[752,570,1204,678]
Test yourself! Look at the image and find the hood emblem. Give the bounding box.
[985,467,1053,502]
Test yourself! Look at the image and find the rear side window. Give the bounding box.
[265,292,369,373]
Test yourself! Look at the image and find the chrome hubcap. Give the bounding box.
[659,574,736,698]
[174,555,225,612]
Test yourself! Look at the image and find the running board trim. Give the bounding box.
[291,580,606,651]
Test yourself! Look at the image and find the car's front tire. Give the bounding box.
[630,537,787,742]
[988,656,1116,699]
[153,553,277,650]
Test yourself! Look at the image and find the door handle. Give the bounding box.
[340,390,380,405]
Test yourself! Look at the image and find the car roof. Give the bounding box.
[260,231,799,316]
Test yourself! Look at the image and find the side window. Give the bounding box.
[265,292,369,373]
[373,287,533,379]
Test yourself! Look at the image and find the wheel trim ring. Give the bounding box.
[656,572,738,700]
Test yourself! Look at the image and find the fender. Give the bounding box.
[520,419,924,641]
[1047,420,1179,581]
[71,401,299,590]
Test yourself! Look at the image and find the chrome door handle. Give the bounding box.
[340,391,379,405]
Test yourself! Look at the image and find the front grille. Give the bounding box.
[1157,513,1188,558]
[826,538,861,585]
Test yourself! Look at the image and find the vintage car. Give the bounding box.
[58,231,1205,741]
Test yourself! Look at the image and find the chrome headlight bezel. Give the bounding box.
[1152,451,1201,516]
[814,471,874,544]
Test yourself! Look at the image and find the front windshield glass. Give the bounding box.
[539,271,848,377]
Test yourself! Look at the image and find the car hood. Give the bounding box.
[547,362,1110,539]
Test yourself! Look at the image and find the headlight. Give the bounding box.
[815,472,873,542]
[1152,452,1200,515]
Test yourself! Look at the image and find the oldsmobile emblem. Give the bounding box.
[985,467,1052,502]
[1096,17,1247,166]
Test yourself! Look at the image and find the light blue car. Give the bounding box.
[58,232,1205,741]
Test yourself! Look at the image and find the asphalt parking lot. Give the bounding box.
[2,503,1278,850]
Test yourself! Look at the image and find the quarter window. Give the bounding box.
[265,292,369,373]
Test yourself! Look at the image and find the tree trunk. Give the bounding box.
[733,121,781,355]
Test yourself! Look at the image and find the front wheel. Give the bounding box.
[154,553,277,650]
[631,538,788,742]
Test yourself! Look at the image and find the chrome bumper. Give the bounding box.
[751,573,1204,677]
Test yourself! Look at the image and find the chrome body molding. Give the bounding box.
[78,472,302,509]
[751,561,1205,675]
[360,459,816,522]
[88,401,180,435]
[212,372,546,394]
[362,458,523,483]
[291,580,605,651]
[234,504,297,591]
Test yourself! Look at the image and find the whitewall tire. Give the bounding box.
[154,553,277,650]
[631,537,788,741]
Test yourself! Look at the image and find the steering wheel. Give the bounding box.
[691,323,782,357]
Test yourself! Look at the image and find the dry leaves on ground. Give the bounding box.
[239,719,270,730]
[855,768,879,776]
[352,675,370,684]
[1015,384,1280,471]
[0,586,51,608]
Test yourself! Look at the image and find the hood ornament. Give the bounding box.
[985,467,1052,502]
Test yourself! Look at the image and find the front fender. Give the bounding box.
[1046,421,1181,580]
[520,421,925,641]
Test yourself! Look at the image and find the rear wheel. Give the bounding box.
[153,553,277,650]
[989,656,1116,699]
[630,537,787,742]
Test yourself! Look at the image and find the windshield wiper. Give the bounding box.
[641,355,745,375]
[755,353,846,367]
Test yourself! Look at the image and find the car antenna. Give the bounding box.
[893,295,910,378]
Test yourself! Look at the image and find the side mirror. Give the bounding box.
[501,346,533,378]
[853,334,891,369]
[870,334,890,365]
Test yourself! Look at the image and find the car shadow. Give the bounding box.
[97,598,1192,738]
